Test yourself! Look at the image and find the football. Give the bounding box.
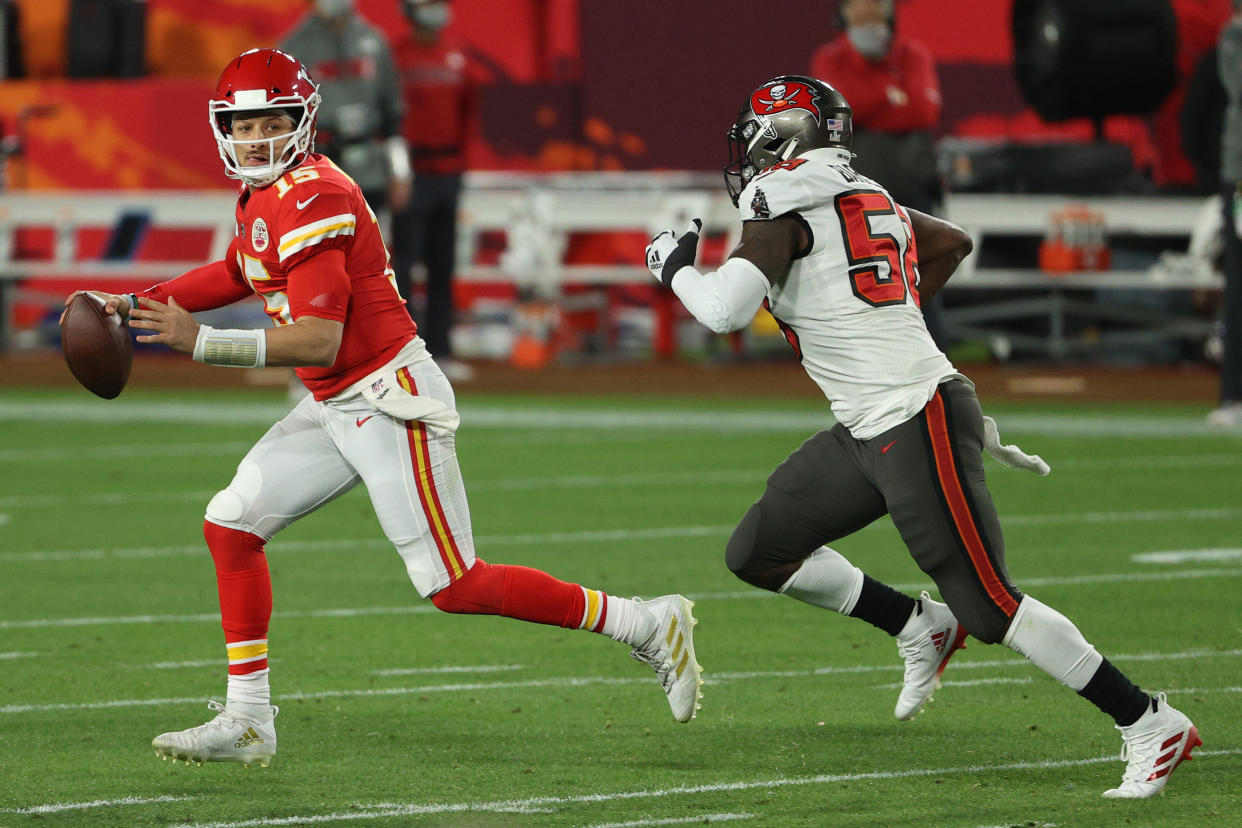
[60,292,133,399]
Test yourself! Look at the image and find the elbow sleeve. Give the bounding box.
[670,257,771,334]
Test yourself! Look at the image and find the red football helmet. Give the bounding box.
[209,48,321,186]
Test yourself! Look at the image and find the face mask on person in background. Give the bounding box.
[315,0,354,17]
[847,22,892,58]
[410,1,452,31]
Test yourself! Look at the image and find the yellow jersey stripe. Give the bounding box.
[276,213,357,261]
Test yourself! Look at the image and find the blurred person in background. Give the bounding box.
[64,48,702,768]
[1214,1,1242,426]
[810,0,948,350]
[390,0,477,382]
[280,0,411,215]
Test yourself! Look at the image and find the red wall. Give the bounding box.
[1,0,1232,189]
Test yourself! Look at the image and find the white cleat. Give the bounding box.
[152,700,278,767]
[631,594,703,723]
[1102,693,1201,799]
[893,591,968,721]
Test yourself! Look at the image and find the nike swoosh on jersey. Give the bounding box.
[356,416,374,427]
[296,194,320,210]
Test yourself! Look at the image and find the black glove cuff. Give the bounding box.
[661,231,700,289]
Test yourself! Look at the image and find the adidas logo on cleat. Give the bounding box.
[234,727,264,749]
[930,629,951,655]
[1147,731,1193,781]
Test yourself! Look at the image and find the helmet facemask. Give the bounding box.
[210,92,320,187]
[724,114,802,206]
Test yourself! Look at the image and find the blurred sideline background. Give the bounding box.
[0,0,1232,402]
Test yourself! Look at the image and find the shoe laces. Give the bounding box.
[630,604,675,689]
[631,642,675,688]
[189,699,273,735]
[896,595,935,664]
[1115,695,1165,782]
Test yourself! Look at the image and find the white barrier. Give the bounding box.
[0,174,1224,357]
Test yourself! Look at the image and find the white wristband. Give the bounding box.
[192,325,267,368]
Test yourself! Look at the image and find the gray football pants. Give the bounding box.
[726,379,1023,643]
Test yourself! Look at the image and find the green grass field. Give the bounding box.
[1,386,1240,827]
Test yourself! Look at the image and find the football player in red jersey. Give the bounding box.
[646,74,1201,799]
[62,48,701,767]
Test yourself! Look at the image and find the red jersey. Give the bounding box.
[392,33,477,174]
[810,35,941,134]
[139,154,417,399]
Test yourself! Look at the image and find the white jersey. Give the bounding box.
[738,147,958,440]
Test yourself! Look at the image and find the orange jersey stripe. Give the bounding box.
[397,368,465,581]
[925,393,1019,616]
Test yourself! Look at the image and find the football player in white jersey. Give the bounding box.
[646,75,1199,799]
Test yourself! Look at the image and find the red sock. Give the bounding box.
[431,558,586,628]
[204,520,272,672]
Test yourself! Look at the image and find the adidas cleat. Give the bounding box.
[893,591,967,720]
[631,594,703,722]
[1103,693,1201,799]
[152,699,278,767]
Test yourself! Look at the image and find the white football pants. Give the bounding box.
[203,358,476,597]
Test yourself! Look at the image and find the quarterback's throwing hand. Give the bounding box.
[646,218,702,288]
[128,296,201,355]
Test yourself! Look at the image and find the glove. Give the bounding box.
[645,218,702,288]
[983,416,1050,476]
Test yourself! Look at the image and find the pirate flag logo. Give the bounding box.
[751,80,824,125]
[751,188,771,219]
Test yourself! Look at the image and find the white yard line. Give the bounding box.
[4,451,1241,509]
[371,664,524,676]
[175,750,1242,828]
[148,659,241,670]
[3,649,1238,715]
[585,815,757,828]
[2,794,191,815]
[0,442,253,463]
[4,398,1241,439]
[5,567,1242,630]
[5,503,1242,564]
[0,651,37,659]
[1132,548,1242,564]
[873,677,1034,690]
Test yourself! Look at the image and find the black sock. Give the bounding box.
[1078,657,1151,726]
[848,574,918,637]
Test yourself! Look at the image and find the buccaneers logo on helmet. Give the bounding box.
[724,75,853,206]
[750,81,823,125]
